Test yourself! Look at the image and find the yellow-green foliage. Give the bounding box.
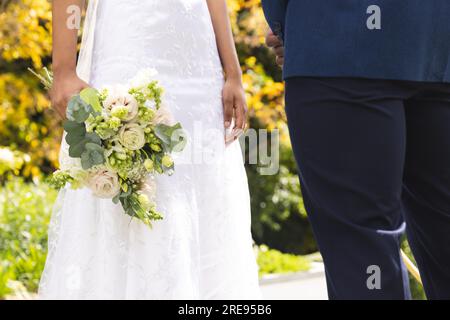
[1,0,59,178]
[0,0,52,68]
[0,147,29,177]
[0,178,57,298]
[257,245,311,276]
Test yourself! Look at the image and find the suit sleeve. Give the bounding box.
[261,0,288,41]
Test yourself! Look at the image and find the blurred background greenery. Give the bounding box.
[0,0,424,299]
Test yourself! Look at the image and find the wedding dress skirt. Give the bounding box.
[39,0,261,299]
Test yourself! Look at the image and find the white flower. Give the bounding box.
[129,68,158,88]
[103,86,139,122]
[87,168,121,199]
[118,123,146,150]
[152,104,175,126]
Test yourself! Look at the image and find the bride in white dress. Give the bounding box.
[39,0,261,299]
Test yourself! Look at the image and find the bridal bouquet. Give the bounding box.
[31,68,186,226]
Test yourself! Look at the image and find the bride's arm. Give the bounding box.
[51,0,89,118]
[206,0,247,135]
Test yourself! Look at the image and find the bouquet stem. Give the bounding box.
[28,67,53,90]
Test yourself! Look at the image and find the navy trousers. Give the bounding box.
[285,77,450,299]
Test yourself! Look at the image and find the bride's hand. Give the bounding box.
[50,70,89,119]
[222,77,248,142]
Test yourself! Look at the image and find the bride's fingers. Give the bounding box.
[223,94,234,129]
[231,103,247,141]
[233,104,246,131]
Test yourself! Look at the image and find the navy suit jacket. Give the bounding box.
[261,0,450,82]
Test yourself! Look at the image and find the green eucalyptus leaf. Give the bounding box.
[80,143,105,169]
[85,142,104,153]
[65,127,87,146]
[80,88,102,113]
[66,95,94,123]
[80,152,91,169]
[66,133,84,147]
[154,123,186,152]
[64,119,102,159]
[112,194,121,204]
[64,122,86,141]
[120,188,132,197]
[63,120,85,133]
[85,132,102,145]
[154,124,171,145]
[68,138,89,158]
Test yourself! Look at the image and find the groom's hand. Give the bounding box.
[265,30,284,67]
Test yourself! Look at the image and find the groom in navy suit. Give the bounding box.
[262,0,450,299]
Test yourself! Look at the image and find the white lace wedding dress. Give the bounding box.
[38,0,261,299]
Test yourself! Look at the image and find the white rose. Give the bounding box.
[119,123,146,150]
[87,168,121,199]
[152,104,175,126]
[103,86,139,122]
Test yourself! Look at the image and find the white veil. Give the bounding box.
[76,0,99,83]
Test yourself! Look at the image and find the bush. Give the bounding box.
[0,178,56,298]
[246,143,317,255]
[0,147,30,183]
[257,245,311,276]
